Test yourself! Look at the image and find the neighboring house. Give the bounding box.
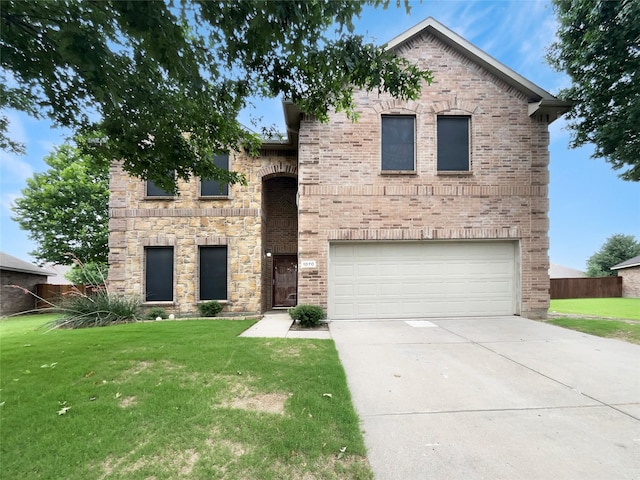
[108,17,570,320]
[611,255,640,298]
[549,263,586,279]
[0,252,54,316]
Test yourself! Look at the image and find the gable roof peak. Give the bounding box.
[386,16,570,117]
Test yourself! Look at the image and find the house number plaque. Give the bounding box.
[300,260,317,269]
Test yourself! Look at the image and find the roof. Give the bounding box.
[0,252,55,276]
[611,255,640,271]
[272,16,571,147]
[549,263,586,279]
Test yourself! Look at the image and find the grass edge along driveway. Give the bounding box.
[0,315,373,480]
[548,298,640,344]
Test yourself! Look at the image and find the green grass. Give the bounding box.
[0,315,372,479]
[547,318,640,344]
[549,298,640,320]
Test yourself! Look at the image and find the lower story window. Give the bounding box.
[200,246,227,300]
[145,247,174,301]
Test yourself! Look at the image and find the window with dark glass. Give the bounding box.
[199,246,227,300]
[145,247,173,301]
[201,154,229,196]
[437,116,470,171]
[381,116,415,171]
[146,171,175,197]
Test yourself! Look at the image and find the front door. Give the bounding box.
[273,255,297,307]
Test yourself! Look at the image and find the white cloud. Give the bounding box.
[0,153,34,182]
[0,192,19,215]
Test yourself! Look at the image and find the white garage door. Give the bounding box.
[329,241,518,320]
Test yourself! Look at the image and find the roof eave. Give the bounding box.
[611,262,640,270]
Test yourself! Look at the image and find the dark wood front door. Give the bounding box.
[273,255,297,307]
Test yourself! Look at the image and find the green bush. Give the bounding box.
[51,290,141,329]
[146,307,167,320]
[198,301,223,317]
[288,304,325,328]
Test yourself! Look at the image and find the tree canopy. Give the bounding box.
[586,234,640,277]
[11,135,109,264]
[1,0,433,191]
[548,0,640,181]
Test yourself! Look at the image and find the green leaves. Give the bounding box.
[548,0,640,181]
[586,234,640,277]
[11,134,109,264]
[2,0,432,189]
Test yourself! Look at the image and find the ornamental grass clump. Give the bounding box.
[288,304,325,328]
[51,290,142,329]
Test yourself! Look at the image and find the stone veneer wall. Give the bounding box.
[618,268,640,298]
[297,30,552,319]
[108,151,297,316]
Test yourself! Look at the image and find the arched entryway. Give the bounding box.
[261,175,298,311]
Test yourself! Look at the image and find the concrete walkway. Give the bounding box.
[240,310,331,339]
[330,316,640,480]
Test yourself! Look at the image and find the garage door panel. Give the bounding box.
[329,241,517,319]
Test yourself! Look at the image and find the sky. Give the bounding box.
[0,0,638,271]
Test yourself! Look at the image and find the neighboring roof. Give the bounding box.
[611,255,640,271]
[46,265,74,285]
[0,252,54,276]
[549,263,586,279]
[272,17,571,146]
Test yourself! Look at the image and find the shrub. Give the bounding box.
[146,307,167,320]
[288,304,325,328]
[198,301,223,317]
[51,290,141,329]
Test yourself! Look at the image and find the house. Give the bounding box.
[107,17,570,320]
[549,263,586,279]
[611,255,640,298]
[0,252,54,316]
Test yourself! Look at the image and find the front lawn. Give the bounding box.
[0,315,372,479]
[547,317,640,344]
[549,298,640,320]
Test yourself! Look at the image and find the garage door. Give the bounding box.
[329,241,518,319]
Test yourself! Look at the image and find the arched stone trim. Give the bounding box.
[373,99,424,114]
[431,97,479,115]
[258,163,298,180]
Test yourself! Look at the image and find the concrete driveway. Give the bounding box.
[330,316,640,480]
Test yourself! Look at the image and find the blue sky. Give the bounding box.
[1,0,638,270]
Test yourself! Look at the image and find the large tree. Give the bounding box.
[586,234,640,277]
[548,0,640,181]
[1,0,432,192]
[11,135,109,264]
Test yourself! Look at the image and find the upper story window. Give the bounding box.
[381,115,415,172]
[200,154,229,197]
[146,171,175,197]
[437,116,470,172]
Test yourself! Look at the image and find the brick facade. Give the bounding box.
[1,270,47,316]
[108,19,563,319]
[618,268,640,298]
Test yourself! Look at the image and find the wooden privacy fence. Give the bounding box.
[35,284,87,309]
[550,277,622,299]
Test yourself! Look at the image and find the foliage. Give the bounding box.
[550,298,640,320]
[1,0,432,192]
[11,135,109,264]
[0,318,371,479]
[146,307,168,320]
[50,290,142,329]
[64,261,108,286]
[198,300,223,317]
[548,0,640,181]
[289,304,326,328]
[585,234,640,277]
